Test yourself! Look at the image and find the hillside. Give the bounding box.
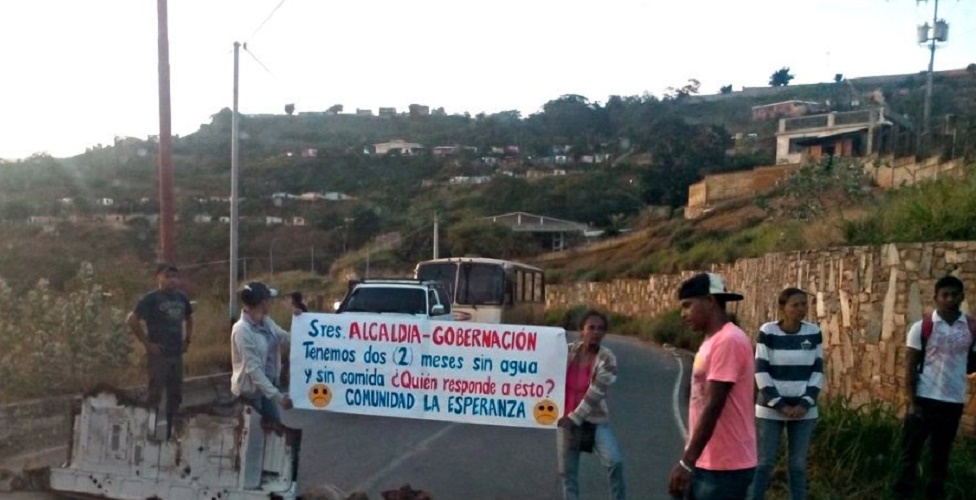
[0,67,972,297]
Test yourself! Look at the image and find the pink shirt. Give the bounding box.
[564,358,592,417]
[688,322,757,470]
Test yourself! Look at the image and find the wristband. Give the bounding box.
[678,459,694,473]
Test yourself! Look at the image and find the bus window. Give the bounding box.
[416,262,457,301]
[533,272,544,302]
[525,272,534,302]
[458,263,504,305]
[515,270,524,304]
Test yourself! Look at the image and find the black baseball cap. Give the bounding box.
[241,281,279,307]
[678,272,744,302]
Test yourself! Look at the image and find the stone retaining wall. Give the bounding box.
[546,241,976,434]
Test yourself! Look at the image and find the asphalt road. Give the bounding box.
[283,334,692,500]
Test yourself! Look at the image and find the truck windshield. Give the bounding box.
[344,288,427,315]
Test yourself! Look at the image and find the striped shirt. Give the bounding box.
[565,341,617,424]
[754,321,824,420]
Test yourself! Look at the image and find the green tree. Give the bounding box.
[665,79,701,101]
[639,119,730,207]
[445,219,533,259]
[770,67,795,87]
[720,85,733,94]
[285,103,296,115]
[327,104,344,114]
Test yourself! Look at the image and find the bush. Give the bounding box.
[762,397,976,499]
[843,167,976,245]
[544,304,590,330]
[0,263,134,400]
[647,309,703,350]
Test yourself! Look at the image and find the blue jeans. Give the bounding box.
[692,467,755,500]
[244,394,282,424]
[557,423,625,500]
[750,417,817,500]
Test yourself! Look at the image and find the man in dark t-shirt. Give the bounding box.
[126,263,193,436]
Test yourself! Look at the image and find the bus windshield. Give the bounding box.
[416,262,457,301]
[457,263,504,305]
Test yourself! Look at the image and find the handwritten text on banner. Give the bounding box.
[290,313,567,428]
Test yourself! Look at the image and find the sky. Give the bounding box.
[0,0,974,159]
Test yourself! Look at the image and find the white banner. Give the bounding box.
[290,313,567,428]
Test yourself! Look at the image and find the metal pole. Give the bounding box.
[269,238,276,278]
[310,246,315,273]
[229,41,241,321]
[433,213,439,259]
[922,0,939,153]
[156,0,175,263]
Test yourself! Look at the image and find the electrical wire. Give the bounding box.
[244,0,287,44]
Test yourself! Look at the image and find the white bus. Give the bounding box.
[414,257,545,325]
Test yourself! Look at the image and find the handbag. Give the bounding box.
[568,421,597,453]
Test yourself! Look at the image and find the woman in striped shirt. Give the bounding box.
[750,288,824,500]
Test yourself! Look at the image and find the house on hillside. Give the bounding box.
[372,139,424,156]
[433,146,459,157]
[378,107,397,117]
[775,107,912,164]
[356,109,373,116]
[483,211,589,251]
[752,100,828,121]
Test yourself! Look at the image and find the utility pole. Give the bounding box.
[229,41,241,321]
[156,0,175,263]
[433,213,439,260]
[917,0,950,153]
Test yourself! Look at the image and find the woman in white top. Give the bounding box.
[750,288,824,500]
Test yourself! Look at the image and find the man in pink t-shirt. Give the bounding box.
[668,273,757,500]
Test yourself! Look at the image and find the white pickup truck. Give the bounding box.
[334,279,454,320]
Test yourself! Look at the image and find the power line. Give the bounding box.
[245,0,287,43]
[243,45,275,77]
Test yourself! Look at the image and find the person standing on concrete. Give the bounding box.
[750,288,823,500]
[668,272,755,500]
[894,275,976,498]
[231,281,293,424]
[557,309,625,500]
[126,263,193,434]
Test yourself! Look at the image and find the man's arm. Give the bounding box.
[682,380,733,465]
[904,321,923,413]
[905,347,922,408]
[184,314,194,351]
[126,311,161,355]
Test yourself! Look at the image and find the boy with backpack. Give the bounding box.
[894,275,976,498]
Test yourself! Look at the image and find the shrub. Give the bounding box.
[544,304,590,330]
[763,397,976,499]
[647,310,703,350]
[0,263,134,400]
